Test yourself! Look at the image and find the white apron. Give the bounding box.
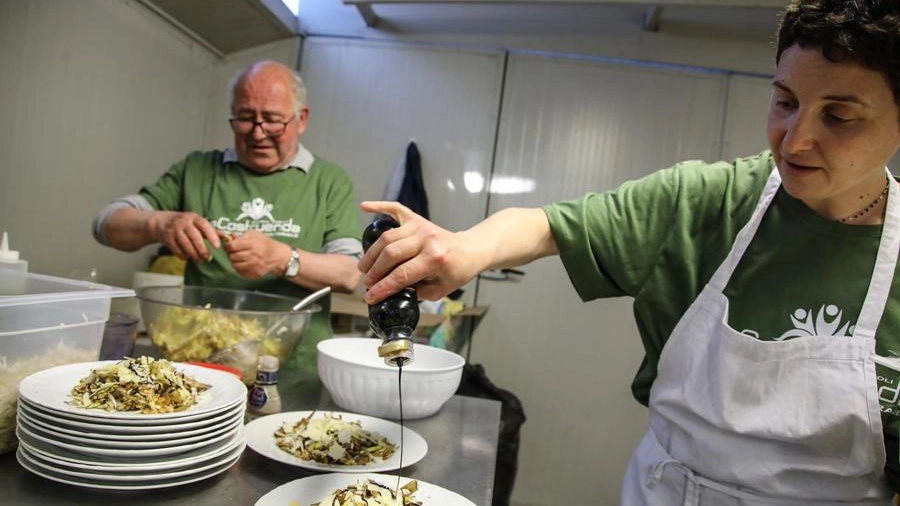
[621,169,900,506]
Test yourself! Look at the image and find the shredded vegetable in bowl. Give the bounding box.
[149,305,276,361]
[274,412,397,465]
[309,479,422,506]
[68,356,211,414]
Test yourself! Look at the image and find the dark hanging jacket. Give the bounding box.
[396,141,429,219]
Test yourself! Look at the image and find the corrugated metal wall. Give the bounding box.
[0,0,218,286]
[722,74,772,160]
[479,52,730,506]
[298,38,775,505]
[299,38,505,307]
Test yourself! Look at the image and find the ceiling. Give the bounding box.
[139,0,298,55]
[342,0,785,30]
[138,0,783,56]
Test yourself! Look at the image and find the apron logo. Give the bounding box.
[877,373,900,417]
[741,304,853,341]
[879,380,899,405]
[776,305,853,341]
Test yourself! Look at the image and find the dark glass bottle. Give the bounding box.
[362,218,418,366]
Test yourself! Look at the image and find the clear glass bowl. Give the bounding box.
[138,285,319,385]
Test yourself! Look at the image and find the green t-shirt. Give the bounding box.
[545,150,900,490]
[139,149,362,374]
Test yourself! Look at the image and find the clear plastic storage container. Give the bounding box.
[0,270,133,454]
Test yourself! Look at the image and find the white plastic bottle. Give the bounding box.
[246,355,282,420]
[0,232,28,272]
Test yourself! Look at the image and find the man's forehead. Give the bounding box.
[232,88,293,114]
[233,104,291,115]
[234,72,292,99]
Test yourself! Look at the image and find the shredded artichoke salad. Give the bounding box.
[150,305,278,361]
[309,479,422,506]
[274,412,397,466]
[69,356,211,413]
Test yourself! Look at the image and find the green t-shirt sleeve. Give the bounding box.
[544,165,686,301]
[544,154,771,306]
[138,152,199,211]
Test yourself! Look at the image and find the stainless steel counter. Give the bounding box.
[3,366,501,506]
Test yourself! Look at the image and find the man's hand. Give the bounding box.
[220,229,289,279]
[148,211,220,263]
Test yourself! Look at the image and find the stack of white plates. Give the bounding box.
[14,361,248,490]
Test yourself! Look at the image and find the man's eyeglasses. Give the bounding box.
[228,114,296,137]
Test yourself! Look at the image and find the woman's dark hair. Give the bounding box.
[776,0,900,103]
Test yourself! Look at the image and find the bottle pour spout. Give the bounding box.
[0,231,20,261]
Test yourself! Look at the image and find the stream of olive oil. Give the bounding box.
[396,363,404,503]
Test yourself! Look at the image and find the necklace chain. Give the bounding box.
[837,178,889,223]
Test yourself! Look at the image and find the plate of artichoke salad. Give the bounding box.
[19,357,246,422]
[244,411,427,472]
[254,472,477,506]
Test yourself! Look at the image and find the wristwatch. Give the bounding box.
[283,248,300,278]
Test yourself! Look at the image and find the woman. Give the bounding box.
[360,1,900,503]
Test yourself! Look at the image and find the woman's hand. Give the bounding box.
[358,201,481,304]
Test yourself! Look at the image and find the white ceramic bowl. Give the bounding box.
[317,337,465,419]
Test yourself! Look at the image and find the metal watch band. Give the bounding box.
[283,248,300,278]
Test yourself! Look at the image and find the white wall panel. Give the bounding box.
[0,0,218,287]
[722,73,771,160]
[473,53,730,506]
[299,38,505,304]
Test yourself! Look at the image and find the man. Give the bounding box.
[93,61,362,373]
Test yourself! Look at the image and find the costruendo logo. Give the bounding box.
[213,197,301,238]
[235,198,274,221]
[774,305,854,340]
[740,305,900,413]
[740,304,854,341]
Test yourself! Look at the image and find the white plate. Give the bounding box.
[18,438,246,482]
[16,422,242,458]
[16,445,242,490]
[254,473,476,506]
[17,399,243,438]
[17,411,244,449]
[17,430,245,470]
[17,391,245,427]
[18,361,247,422]
[244,411,427,473]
